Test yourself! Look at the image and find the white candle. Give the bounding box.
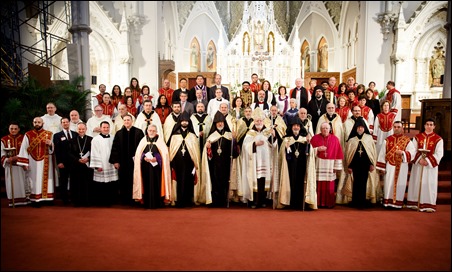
[7,139,11,148]
[301,60,305,79]
[423,140,426,150]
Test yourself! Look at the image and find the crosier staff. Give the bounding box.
[227,116,236,208]
[302,114,312,212]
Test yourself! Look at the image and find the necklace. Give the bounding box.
[147,136,155,150]
[315,99,323,116]
[323,135,329,157]
[77,136,87,158]
[358,141,363,157]
[217,136,223,155]
[181,140,186,156]
[294,142,300,158]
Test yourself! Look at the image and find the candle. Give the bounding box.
[301,60,305,79]
[423,140,426,150]
[7,139,11,148]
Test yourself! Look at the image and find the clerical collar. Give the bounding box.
[197,113,205,116]
[100,133,110,138]
[216,98,222,101]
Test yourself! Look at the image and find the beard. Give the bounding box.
[292,129,300,135]
[34,125,43,130]
[216,125,224,131]
[181,124,188,128]
[255,124,264,130]
[197,110,204,114]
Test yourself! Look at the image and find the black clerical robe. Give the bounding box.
[109,126,144,205]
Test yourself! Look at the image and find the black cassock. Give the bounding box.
[140,135,163,209]
[68,135,94,207]
[170,130,195,208]
[109,126,144,205]
[348,134,372,208]
[208,129,239,207]
[285,135,308,210]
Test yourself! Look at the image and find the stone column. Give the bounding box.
[443,3,451,98]
[69,1,92,118]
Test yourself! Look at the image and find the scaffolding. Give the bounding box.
[0,1,71,87]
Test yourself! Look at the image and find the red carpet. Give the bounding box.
[1,198,451,271]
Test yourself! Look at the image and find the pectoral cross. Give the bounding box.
[217,148,222,155]
[358,145,363,157]
[317,109,321,116]
[181,148,186,156]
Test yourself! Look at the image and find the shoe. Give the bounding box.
[261,204,267,208]
[251,205,257,209]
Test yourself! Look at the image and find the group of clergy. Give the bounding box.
[1,82,444,212]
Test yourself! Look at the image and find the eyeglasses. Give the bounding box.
[95,110,103,112]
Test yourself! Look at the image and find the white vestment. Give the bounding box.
[406,134,444,212]
[41,113,62,136]
[17,131,56,202]
[90,135,118,183]
[1,140,29,206]
[86,115,114,137]
[376,135,415,208]
[240,128,278,203]
[207,98,229,117]
[134,111,163,136]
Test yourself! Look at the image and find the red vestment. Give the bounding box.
[1,134,24,165]
[335,106,350,123]
[413,132,442,168]
[158,88,174,105]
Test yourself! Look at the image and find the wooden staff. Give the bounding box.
[227,117,236,208]
[5,140,16,208]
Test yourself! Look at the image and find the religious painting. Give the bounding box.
[206,40,216,72]
[267,32,275,55]
[253,20,264,51]
[301,40,310,73]
[243,32,250,55]
[317,37,328,72]
[429,42,445,87]
[190,38,200,72]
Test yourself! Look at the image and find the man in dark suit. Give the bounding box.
[208,73,230,101]
[173,78,189,103]
[180,91,194,116]
[53,117,77,204]
[191,88,208,109]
